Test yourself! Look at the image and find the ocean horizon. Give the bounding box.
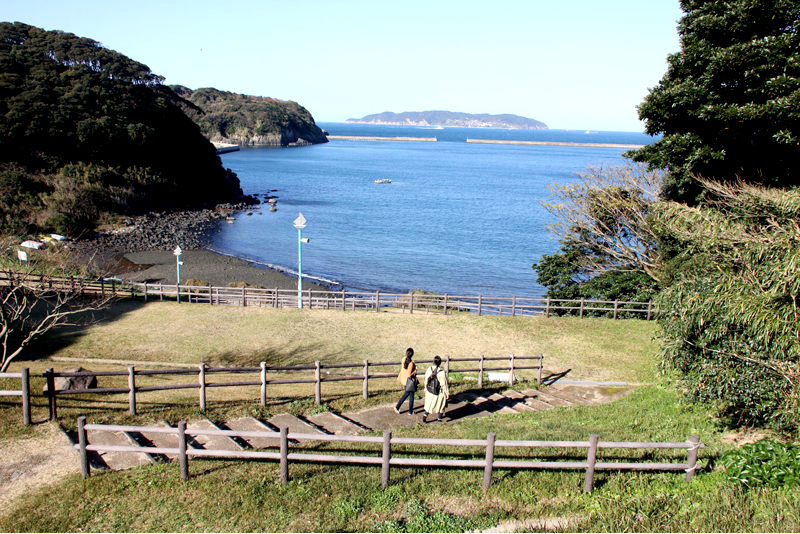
[213,123,657,298]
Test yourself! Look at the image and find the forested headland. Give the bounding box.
[172,86,328,147]
[0,23,324,238]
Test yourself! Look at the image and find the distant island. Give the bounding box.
[346,111,548,130]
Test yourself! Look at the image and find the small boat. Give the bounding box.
[373,179,392,184]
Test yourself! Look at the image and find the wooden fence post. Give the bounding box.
[580,298,585,319]
[21,367,30,426]
[646,301,653,321]
[128,365,136,416]
[143,283,148,302]
[382,430,392,488]
[280,426,289,485]
[509,353,515,387]
[315,361,322,405]
[78,416,90,478]
[483,432,496,491]
[685,435,700,482]
[375,290,380,312]
[545,298,551,318]
[362,360,369,399]
[198,363,206,410]
[613,300,619,319]
[241,286,246,307]
[512,296,516,317]
[260,362,267,407]
[100,278,105,298]
[341,289,346,311]
[274,288,279,308]
[584,434,599,493]
[478,295,482,316]
[46,367,56,421]
[445,354,450,378]
[478,354,484,389]
[178,421,188,481]
[159,283,163,301]
[443,294,448,315]
[537,354,543,386]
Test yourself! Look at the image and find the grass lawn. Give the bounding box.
[27,300,660,383]
[2,302,796,532]
[2,387,798,532]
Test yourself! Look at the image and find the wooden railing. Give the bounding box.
[0,368,31,425]
[75,416,704,493]
[0,270,655,319]
[133,282,654,319]
[43,354,543,421]
[0,271,130,298]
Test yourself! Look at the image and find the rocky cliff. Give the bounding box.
[172,86,328,146]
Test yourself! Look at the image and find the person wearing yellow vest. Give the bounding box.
[394,348,417,415]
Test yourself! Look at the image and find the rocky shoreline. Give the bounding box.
[62,204,328,290]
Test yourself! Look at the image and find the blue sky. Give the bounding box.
[4,1,684,132]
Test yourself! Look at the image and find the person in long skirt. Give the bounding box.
[422,355,449,423]
[394,348,417,415]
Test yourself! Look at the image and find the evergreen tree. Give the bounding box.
[0,22,242,233]
[627,0,800,203]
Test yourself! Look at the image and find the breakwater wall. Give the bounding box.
[327,135,437,142]
[213,144,240,154]
[466,139,644,149]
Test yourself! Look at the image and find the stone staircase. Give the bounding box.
[70,383,632,471]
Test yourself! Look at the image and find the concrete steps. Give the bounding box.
[77,383,629,472]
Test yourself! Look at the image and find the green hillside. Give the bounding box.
[172,86,328,146]
[0,22,245,236]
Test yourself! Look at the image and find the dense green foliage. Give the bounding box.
[172,86,327,146]
[0,22,242,235]
[721,440,800,488]
[627,0,800,203]
[533,245,658,314]
[655,182,800,431]
[532,164,663,308]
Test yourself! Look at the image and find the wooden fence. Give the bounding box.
[43,354,543,421]
[134,282,654,319]
[0,270,655,318]
[0,271,128,298]
[75,416,704,493]
[0,368,31,425]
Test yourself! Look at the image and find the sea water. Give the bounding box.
[212,123,656,297]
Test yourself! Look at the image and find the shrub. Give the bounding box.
[721,440,800,488]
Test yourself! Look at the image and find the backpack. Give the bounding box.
[426,367,441,395]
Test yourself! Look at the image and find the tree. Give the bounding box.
[0,22,243,234]
[627,0,800,203]
[532,163,665,304]
[0,240,116,372]
[654,179,800,431]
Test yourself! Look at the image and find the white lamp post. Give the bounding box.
[174,246,183,285]
[293,214,307,309]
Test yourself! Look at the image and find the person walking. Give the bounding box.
[394,348,417,415]
[422,355,449,423]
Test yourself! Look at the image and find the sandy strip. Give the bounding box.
[117,249,330,291]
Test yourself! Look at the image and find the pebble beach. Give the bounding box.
[65,208,329,291]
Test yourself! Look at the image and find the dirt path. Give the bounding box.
[0,423,79,516]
